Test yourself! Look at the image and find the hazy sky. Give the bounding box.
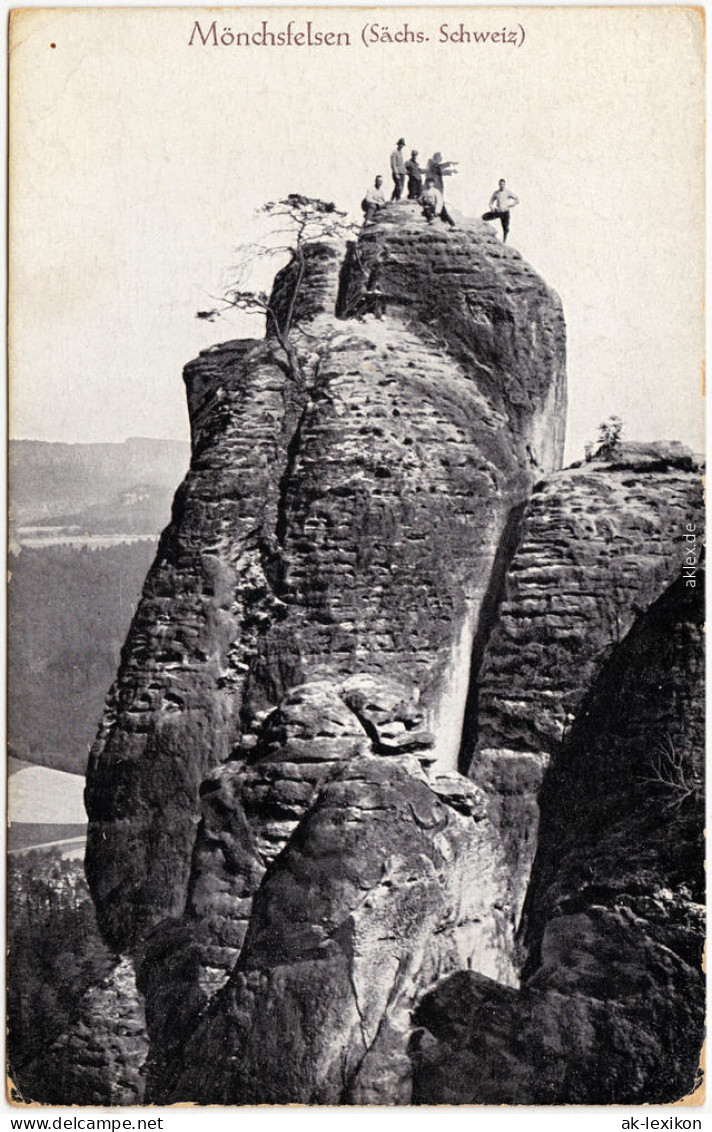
[9,5,705,463]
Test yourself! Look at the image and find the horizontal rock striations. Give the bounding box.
[73,202,699,1105]
[412,572,705,1104]
[85,206,566,962]
[80,200,709,1106]
[464,442,704,916]
[85,342,296,948]
[78,201,708,1106]
[82,206,569,1102]
[337,203,566,473]
[134,674,471,1087]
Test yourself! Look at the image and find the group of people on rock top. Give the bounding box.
[361,137,519,242]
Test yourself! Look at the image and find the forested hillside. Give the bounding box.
[7,851,128,1104]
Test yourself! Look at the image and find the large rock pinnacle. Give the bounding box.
[81,203,703,1105]
[83,205,566,1101]
[86,205,567,955]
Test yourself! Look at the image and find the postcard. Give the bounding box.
[7,5,706,1113]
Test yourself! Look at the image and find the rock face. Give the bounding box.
[162,754,511,1104]
[464,442,703,916]
[85,206,565,1100]
[30,958,148,1106]
[81,201,703,1106]
[86,208,564,948]
[412,573,705,1104]
[336,204,567,474]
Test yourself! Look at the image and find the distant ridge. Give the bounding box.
[9,437,190,527]
[8,440,187,774]
[8,824,87,856]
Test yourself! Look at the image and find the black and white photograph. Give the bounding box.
[6,5,706,1114]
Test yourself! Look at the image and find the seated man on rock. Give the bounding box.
[361,175,388,223]
[421,177,456,229]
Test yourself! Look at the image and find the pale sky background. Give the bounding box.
[9,5,706,464]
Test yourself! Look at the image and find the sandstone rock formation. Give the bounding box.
[85,205,565,1100]
[412,573,705,1104]
[27,958,147,1106]
[162,754,511,1104]
[86,217,562,890]
[79,201,703,1106]
[464,442,704,916]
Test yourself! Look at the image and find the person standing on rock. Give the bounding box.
[426,152,459,196]
[425,152,458,228]
[406,150,423,200]
[361,175,388,223]
[390,138,407,201]
[482,178,520,242]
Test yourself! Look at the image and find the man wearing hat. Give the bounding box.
[390,138,407,201]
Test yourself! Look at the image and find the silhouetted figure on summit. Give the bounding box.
[426,152,459,196]
[482,178,520,242]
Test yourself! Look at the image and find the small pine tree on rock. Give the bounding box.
[595,415,624,458]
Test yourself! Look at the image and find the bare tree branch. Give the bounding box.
[200,195,357,389]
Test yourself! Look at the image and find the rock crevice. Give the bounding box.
[413,574,705,1105]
